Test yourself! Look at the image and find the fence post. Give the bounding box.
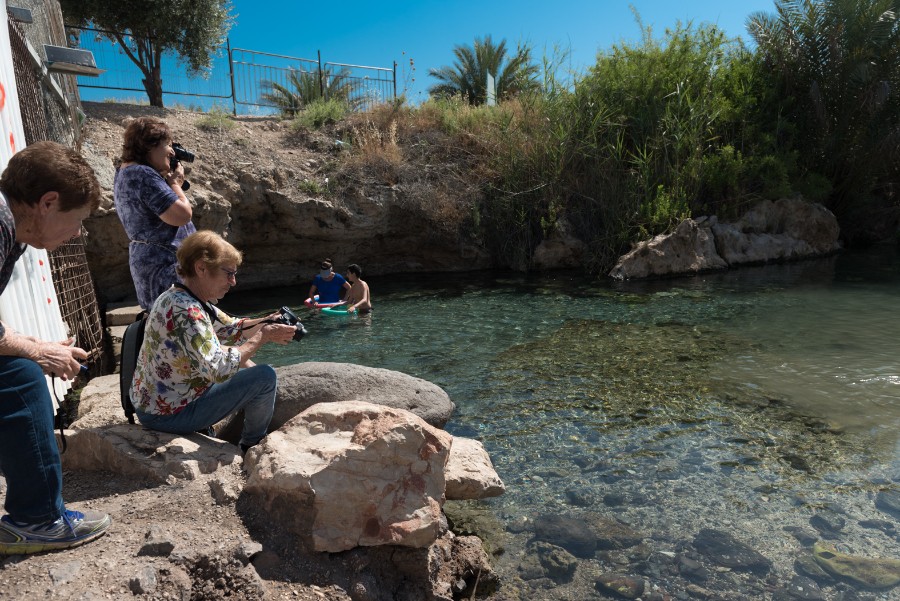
[393,61,397,100]
[227,38,237,116]
[317,50,325,100]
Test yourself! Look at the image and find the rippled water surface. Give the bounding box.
[222,246,900,598]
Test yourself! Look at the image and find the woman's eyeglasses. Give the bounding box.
[220,267,238,279]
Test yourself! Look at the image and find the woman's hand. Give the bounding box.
[260,323,296,345]
[165,161,185,188]
[35,338,88,380]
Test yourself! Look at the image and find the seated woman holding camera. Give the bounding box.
[130,230,295,453]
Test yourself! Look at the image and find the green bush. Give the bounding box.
[292,98,347,129]
[196,106,235,131]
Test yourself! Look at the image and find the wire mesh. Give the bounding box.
[45,232,106,374]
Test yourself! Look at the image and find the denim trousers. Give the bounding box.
[136,364,277,447]
[0,356,66,524]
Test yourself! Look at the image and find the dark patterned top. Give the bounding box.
[0,191,27,340]
[114,164,195,310]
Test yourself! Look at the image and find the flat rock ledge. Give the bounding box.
[69,362,503,515]
[73,362,456,436]
[64,363,504,598]
[609,198,841,279]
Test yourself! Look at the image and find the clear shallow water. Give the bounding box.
[222,246,900,598]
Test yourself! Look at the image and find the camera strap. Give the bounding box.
[172,283,223,325]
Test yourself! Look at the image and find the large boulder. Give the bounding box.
[215,362,455,443]
[243,401,452,553]
[76,363,456,438]
[713,197,840,264]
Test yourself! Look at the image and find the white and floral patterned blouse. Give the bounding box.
[131,286,247,415]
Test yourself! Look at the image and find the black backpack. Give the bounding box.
[119,314,147,424]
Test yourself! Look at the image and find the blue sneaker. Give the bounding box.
[0,509,110,555]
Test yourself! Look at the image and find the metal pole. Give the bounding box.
[393,61,397,100]
[227,38,237,115]
[317,50,324,99]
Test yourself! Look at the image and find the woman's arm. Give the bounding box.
[0,321,87,380]
[227,323,295,366]
[235,312,281,340]
[159,163,192,226]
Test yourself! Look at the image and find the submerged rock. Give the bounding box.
[875,488,900,519]
[532,514,597,558]
[812,542,900,589]
[595,573,645,599]
[810,509,846,539]
[692,528,772,573]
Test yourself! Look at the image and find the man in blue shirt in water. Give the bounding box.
[308,258,350,305]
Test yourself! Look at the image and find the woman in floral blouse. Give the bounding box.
[131,230,295,452]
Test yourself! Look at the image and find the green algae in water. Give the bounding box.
[462,317,883,480]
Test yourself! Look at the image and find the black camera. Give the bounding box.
[169,142,196,191]
[277,306,308,341]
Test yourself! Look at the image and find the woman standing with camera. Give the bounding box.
[131,230,295,453]
[114,116,195,311]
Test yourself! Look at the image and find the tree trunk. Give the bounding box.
[142,65,164,107]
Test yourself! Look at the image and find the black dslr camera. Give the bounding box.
[277,306,308,341]
[169,142,196,191]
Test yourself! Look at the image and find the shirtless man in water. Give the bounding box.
[344,264,371,314]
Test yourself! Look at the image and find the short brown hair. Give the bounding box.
[120,117,172,164]
[0,141,101,212]
[176,230,243,278]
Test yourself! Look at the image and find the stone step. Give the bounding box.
[106,302,143,326]
[104,302,141,374]
[108,324,128,367]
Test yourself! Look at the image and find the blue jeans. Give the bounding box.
[0,356,66,524]
[136,364,277,447]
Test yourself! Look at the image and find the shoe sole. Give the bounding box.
[0,525,109,555]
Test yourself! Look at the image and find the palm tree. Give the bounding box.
[261,67,358,117]
[746,0,900,216]
[428,36,540,104]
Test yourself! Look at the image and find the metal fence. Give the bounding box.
[68,26,396,114]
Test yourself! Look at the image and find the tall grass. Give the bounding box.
[347,22,816,273]
[467,22,779,272]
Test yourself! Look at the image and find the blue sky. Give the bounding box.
[225,0,777,104]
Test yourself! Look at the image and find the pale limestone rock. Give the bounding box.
[71,373,123,429]
[445,437,505,500]
[609,198,840,280]
[60,426,240,483]
[713,198,841,265]
[609,218,726,280]
[244,400,452,553]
